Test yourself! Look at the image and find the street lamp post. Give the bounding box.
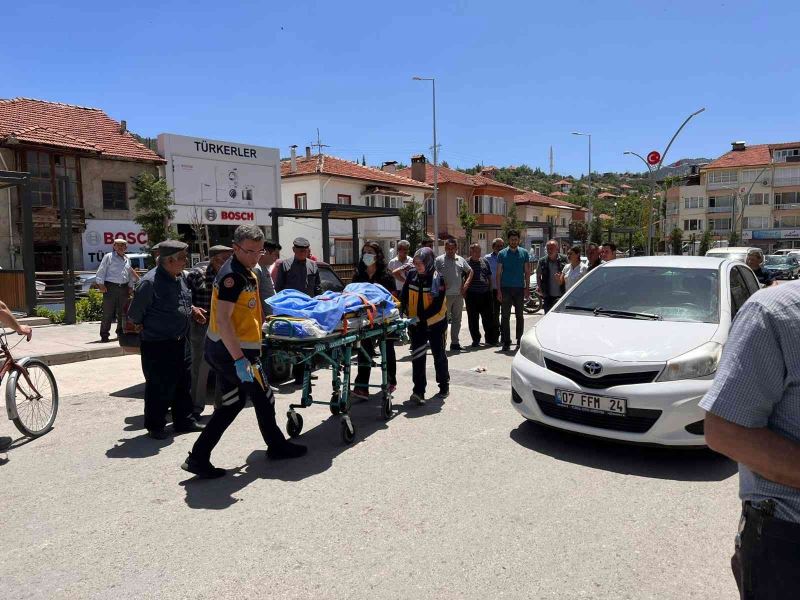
[623,107,706,256]
[571,132,592,218]
[413,76,439,253]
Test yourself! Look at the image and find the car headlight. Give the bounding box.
[519,329,545,367]
[657,341,722,382]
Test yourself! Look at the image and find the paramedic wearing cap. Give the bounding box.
[127,240,204,439]
[95,238,140,343]
[186,245,233,418]
[183,225,306,479]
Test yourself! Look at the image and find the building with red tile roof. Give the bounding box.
[0,97,164,271]
[513,191,576,251]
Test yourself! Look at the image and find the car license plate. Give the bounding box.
[554,389,627,416]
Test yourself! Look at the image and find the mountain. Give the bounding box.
[651,157,713,180]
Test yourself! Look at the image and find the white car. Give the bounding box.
[511,256,761,446]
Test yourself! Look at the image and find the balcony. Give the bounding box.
[774,203,800,211]
[706,181,738,191]
[556,226,570,237]
[707,206,732,213]
[774,176,800,187]
[666,207,679,216]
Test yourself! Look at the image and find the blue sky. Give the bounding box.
[4,0,799,176]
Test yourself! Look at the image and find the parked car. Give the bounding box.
[511,256,761,447]
[772,249,800,258]
[704,246,758,263]
[763,254,800,280]
[35,280,46,298]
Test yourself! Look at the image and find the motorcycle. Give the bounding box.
[523,284,542,314]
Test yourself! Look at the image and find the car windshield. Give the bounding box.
[555,266,720,323]
[766,255,794,265]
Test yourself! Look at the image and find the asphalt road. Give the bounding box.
[0,315,740,599]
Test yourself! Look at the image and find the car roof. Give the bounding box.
[602,256,727,269]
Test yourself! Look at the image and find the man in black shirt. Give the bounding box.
[465,243,495,347]
[128,240,206,440]
[586,242,602,271]
[746,248,776,287]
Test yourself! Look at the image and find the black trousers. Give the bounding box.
[489,290,501,344]
[190,351,285,463]
[500,287,525,345]
[100,282,129,338]
[354,337,397,391]
[543,295,561,314]
[732,501,800,599]
[409,321,449,396]
[465,290,494,345]
[140,338,194,433]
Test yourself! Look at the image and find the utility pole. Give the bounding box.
[413,76,440,253]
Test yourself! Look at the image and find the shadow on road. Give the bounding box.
[123,415,145,432]
[110,383,145,399]
[106,431,173,459]
[509,420,737,482]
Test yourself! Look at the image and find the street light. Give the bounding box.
[571,132,592,218]
[623,107,706,255]
[413,76,439,253]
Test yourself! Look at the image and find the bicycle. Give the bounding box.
[1,329,58,438]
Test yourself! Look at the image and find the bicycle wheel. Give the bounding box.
[7,358,59,437]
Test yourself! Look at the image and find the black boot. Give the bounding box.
[266,441,308,460]
[181,453,226,478]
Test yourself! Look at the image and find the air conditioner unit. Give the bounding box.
[761,179,770,186]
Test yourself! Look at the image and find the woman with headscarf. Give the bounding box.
[351,241,398,399]
[400,247,450,404]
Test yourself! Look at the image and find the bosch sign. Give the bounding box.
[103,231,149,245]
[82,219,148,269]
[221,211,254,222]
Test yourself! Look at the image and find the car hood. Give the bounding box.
[535,312,720,362]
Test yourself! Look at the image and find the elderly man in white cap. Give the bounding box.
[95,238,140,343]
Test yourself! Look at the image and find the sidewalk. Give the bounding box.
[8,322,129,366]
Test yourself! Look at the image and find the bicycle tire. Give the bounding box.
[7,358,59,437]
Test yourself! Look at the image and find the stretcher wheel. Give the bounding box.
[330,393,340,415]
[341,416,355,444]
[381,394,393,420]
[286,411,303,438]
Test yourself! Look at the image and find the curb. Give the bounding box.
[32,346,126,367]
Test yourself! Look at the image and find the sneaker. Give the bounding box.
[501,344,511,352]
[181,453,226,479]
[100,336,110,343]
[351,387,370,400]
[410,392,426,405]
[267,441,308,460]
[437,388,450,399]
[0,436,12,451]
[450,343,462,352]
[470,341,481,348]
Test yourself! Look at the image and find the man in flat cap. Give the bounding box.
[95,238,140,343]
[186,244,233,418]
[128,240,206,439]
[274,236,321,384]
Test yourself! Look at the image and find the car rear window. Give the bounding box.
[555,267,720,323]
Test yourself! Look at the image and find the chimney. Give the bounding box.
[479,167,496,180]
[381,160,397,173]
[410,154,427,182]
[290,145,297,173]
[119,119,127,134]
[305,146,312,159]
[731,141,747,151]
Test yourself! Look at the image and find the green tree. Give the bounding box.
[669,227,684,255]
[398,200,425,253]
[568,221,589,246]
[689,233,697,256]
[698,228,713,255]
[132,172,179,247]
[589,218,604,244]
[503,203,524,240]
[458,202,478,253]
[361,154,366,166]
[728,229,740,246]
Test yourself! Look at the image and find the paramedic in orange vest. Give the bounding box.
[400,247,450,405]
[182,225,306,479]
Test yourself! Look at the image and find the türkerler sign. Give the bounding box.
[157,133,281,227]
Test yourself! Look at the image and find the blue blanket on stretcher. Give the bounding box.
[266,282,397,335]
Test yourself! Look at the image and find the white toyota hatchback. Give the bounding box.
[511,256,761,446]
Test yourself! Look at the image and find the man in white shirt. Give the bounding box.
[388,239,414,293]
[95,238,140,342]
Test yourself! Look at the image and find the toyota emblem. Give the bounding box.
[583,361,603,376]
[205,208,217,222]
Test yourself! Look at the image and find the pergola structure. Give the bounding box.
[269,203,401,263]
[0,170,35,315]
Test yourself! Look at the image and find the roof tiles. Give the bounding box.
[396,163,523,192]
[282,154,431,188]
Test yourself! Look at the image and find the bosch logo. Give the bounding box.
[583,361,603,377]
[86,231,100,245]
[221,211,254,221]
[205,208,217,221]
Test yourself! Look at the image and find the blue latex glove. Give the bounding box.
[234,357,254,383]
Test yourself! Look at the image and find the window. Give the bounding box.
[743,216,769,229]
[546,215,556,225]
[294,193,307,209]
[775,191,800,206]
[102,181,127,211]
[774,148,800,163]
[746,193,770,206]
[684,219,703,231]
[709,218,731,231]
[473,195,507,215]
[425,197,434,215]
[708,195,733,208]
[561,217,567,227]
[707,170,738,185]
[683,196,704,209]
[777,215,800,228]
[457,197,466,214]
[26,150,53,207]
[729,267,750,319]
[775,167,800,186]
[333,239,353,264]
[337,194,351,205]
[741,169,769,183]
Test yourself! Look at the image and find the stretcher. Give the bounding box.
[262,315,414,444]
